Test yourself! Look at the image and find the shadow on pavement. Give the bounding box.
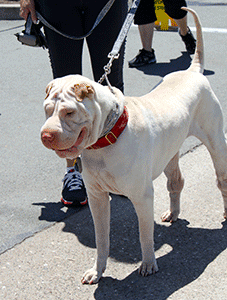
[36,195,227,299]
[134,51,214,78]
[94,219,227,299]
[32,201,86,222]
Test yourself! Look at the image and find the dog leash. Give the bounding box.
[98,0,141,91]
[36,0,115,40]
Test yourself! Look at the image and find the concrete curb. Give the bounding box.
[0,4,22,20]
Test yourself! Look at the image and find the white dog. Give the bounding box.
[41,8,227,284]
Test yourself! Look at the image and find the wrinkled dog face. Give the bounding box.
[41,75,96,159]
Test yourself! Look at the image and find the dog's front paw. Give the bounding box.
[161,210,179,223]
[81,268,103,285]
[138,260,158,277]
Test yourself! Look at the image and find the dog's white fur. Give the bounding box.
[41,8,227,284]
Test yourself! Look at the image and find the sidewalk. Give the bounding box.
[1,142,226,299]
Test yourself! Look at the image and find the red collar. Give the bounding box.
[87,106,128,150]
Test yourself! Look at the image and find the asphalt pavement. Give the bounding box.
[0,1,227,299]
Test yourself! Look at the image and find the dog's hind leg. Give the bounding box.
[162,152,184,222]
[192,95,227,219]
[197,131,227,219]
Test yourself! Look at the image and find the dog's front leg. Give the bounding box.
[82,191,110,284]
[132,186,158,276]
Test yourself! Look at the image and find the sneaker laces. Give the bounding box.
[133,49,154,64]
[138,48,154,58]
[63,169,83,191]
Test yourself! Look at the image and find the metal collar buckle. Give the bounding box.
[105,131,118,145]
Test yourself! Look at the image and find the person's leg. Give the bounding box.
[36,0,84,78]
[163,0,196,54]
[129,0,156,68]
[128,22,156,68]
[163,0,188,36]
[175,15,196,54]
[163,0,187,23]
[46,32,87,205]
[139,23,155,52]
[36,0,87,206]
[174,15,188,36]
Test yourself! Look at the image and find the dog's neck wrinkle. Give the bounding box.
[100,103,120,137]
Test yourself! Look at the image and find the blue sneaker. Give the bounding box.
[61,163,88,207]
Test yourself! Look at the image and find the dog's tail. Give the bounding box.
[181,7,204,74]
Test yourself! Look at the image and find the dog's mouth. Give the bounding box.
[55,127,87,157]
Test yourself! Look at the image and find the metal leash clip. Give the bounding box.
[98,54,119,92]
[98,0,141,92]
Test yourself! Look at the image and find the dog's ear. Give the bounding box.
[73,83,95,102]
[45,83,53,99]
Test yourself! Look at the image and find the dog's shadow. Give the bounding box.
[95,217,227,300]
[35,195,227,299]
[133,51,214,78]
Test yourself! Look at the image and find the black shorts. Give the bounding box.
[36,0,127,91]
[134,0,187,25]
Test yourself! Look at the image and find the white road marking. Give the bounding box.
[190,27,227,33]
[132,24,227,34]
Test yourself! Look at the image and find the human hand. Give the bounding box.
[20,0,37,24]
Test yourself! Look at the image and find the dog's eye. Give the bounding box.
[45,104,54,117]
[66,111,74,117]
